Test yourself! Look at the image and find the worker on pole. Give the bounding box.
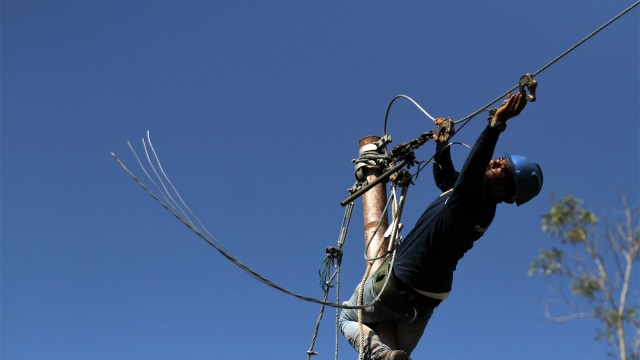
[339,92,544,360]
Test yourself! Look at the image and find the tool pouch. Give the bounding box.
[372,255,441,314]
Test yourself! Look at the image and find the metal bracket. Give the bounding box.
[390,168,413,187]
[519,73,537,102]
[387,131,434,166]
[353,135,392,183]
[341,131,434,206]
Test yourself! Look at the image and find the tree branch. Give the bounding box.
[543,302,594,322]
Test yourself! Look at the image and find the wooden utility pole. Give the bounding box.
[358,136,390,273]
[357,135,396,348]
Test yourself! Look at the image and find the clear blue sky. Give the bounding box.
[2,1,638,359]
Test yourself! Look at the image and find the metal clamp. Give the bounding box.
[436,118,455,143]
[519,73,537,102]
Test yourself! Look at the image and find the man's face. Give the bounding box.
[485,157,515,192]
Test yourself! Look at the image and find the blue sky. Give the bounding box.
[2,1,638,359]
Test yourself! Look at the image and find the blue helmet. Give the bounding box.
[505,153,543,206]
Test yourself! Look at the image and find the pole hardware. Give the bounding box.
[353,135,392,184]
[341,131,434,206]
[436,118,455,144]
[488,74,539,121]
[390,169,413,188]
[325,246,343,266]
[519,73,537,102]
[387,131,435,168]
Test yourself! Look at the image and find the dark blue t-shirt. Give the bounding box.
[392,125,501,294]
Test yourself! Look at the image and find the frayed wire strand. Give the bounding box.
[111,132,367,309]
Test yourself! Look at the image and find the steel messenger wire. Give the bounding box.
[112,0,638,311]
[112,2,638,358]
[372,1,640,207]
[383,0,639,143]
[450,0,639,136]
[316,2,640,354]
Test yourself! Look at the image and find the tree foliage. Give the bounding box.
[529,194,640,360]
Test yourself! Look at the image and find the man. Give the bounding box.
[339,92,543,360]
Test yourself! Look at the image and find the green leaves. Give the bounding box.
[541,194,598,244]
[571,273,601,300]
[533,194,640,359]
[528,247,563,276]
